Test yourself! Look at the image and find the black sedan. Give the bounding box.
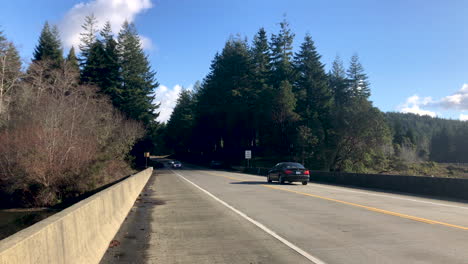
[267,162,310,185]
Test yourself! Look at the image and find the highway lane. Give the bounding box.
[100,169,312,264]
[173,166,468,264]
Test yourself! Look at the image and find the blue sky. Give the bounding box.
[1,0,467,122]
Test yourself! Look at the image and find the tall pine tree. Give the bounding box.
[80,40,107,85]
[117,21,159,126]
[251,28,272,149]
[32,22,63,68]
[66,47,79,73]
[329,55,349,106]
[251,28,270,85]
[266,20,298,156]
[271,80,299,156]
[269,19,295,87]
[194,37,255,160]
[99,22,122,106]
[119,21,160,166]
[347,54,370,99]
[293,34,332,167]
[79,14,98,66]
[79,20,122,107]
[293,34,332,120]
[165,89,195,154]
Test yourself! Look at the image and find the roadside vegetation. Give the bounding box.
[0,16,159,208]
[163,20,468,178]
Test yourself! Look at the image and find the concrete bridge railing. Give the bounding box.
[0,167,153,264]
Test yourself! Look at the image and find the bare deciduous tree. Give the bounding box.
[0,61,144,207]
[0,38,22,120]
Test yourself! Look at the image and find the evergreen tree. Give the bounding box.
[194,37,255,159]
[347,54,370,98]
[293,34,332,120]
[251,28,270,84]
[251,28,272,149]
[191,54,222,155]
[110,21,160,167]
[117,21,159,126]
[100,21,113,42]
[79,14,98,65]
[80,40,106,85]
[66,47,79,73]
[270,80,299,156]
[192,80,202,95]
[329,55,349,106]
[165,89,195,153]
[100,21,122,106]
[293,34,332,166]
[221,38,255,153]
[269,19,295,87]
[32,22,63,68]
[264,20,297,156]
[80,20,122,107]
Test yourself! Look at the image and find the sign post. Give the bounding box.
[144,152,150,168]
[245,150,252,168]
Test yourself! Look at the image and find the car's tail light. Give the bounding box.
[284,170,293,174]
[304,170,310,175]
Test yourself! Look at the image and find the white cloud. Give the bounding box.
[139,35,154,51]
[436,84,468,110]
[59,0,153,50]
[154,85,183,123]
[400,105,437,117]
[460,114,468,121]
[398,84,468,118]
[398,95,437,117]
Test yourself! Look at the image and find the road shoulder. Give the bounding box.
[100,169,311,264]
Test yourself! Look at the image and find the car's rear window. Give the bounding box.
[281,163,304,169]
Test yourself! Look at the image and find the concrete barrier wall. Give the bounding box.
[241,167,468,201]
[0,167,153,264]
[311,171,468,200]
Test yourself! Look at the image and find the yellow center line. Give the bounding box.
[205,171,245,181]
[203,171,468,230]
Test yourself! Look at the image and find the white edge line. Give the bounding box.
[171,170,326,264]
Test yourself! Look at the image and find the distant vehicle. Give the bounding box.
[171,161,182,168]
[267,162,310,185]
[167,160,175,166]
[210,160,224,169]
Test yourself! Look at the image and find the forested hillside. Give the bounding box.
[0,16,159,207]
[386,112,468,163]
[164,20,467,173]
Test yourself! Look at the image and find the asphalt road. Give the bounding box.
[101,164,468,264]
